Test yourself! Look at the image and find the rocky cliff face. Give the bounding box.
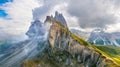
[54,11,68,28]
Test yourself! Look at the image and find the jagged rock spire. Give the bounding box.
[45,11,68,28]
[54,11,68,28]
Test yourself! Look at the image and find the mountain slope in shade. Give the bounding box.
[88,29,120,47]
[0,19,49,67]
[23,14,120,67]
[0,17,52,67]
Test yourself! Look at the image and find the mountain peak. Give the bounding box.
[54,11,68,28]
[45,11,68,29]
[26,20,44,38]
[55,11,59,16]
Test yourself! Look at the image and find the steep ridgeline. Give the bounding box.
[23,14,120,67]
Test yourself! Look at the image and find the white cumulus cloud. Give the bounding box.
[0,0,40,41]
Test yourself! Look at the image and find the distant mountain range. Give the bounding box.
[88,29,120,47]
[70,28,120,47]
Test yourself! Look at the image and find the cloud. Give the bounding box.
[32,0,68,20]
[0,0,40,41]
[66,0,119,28]
[0,29,26,42]
[33,0,120,32]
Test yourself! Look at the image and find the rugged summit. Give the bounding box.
[54,11,68,28]
[23,12,119,67]
[26,20,44,38]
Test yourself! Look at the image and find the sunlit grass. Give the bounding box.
[95,45,120,66]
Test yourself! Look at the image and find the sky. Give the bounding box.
[0,0,120,41]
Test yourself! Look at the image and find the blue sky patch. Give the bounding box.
[0,0,13,18]
[0,0,13,5]
[0,9,8,18]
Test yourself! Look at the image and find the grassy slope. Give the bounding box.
[53,19,120,66]
[95,45,120,64]
[95,45,120,57]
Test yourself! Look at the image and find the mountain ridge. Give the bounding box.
[47,16,120,66]
[23,14,120,67]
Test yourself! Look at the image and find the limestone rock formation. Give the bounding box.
[23,15,119,67]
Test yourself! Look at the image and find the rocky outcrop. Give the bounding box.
[23,13,119,67]
[45,17,118,67]
[54,11,68,28]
